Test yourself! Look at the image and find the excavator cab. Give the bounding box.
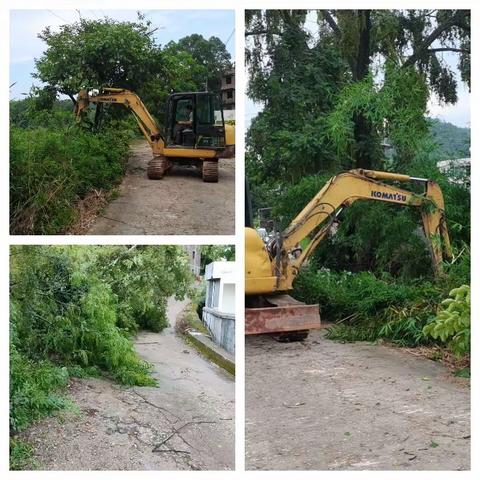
[165,92,226,149]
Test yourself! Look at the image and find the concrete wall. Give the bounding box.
[202,307,235,355]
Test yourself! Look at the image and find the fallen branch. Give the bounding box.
[152,420,216,453]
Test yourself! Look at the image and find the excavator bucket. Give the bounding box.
[245,294,321,336]
[74,89,90,118]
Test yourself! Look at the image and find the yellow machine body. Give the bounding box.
[75,88,235,159]
[245,227,278,295]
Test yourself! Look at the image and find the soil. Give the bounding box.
[21,298,235,471]
[85,140,235,235]
[245,330,470,470]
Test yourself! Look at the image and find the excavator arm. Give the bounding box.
[282,169,451,280]
[75,88,165,155]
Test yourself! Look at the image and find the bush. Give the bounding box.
[293,265,468,348]
[10,438,39,471]
[423,284,470,356]
[10,117,132,234]
[10,345,70,433]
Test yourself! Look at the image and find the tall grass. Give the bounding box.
[10,103,135,234]
[294,250,470,349]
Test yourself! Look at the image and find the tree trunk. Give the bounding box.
[352,10,375,170]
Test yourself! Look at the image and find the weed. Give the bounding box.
[10,438,39,470]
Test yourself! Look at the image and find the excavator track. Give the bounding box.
[202,160,219,183]
[147,156,171,179]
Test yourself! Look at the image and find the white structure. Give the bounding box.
[204,261,235,313]
[184,246,202,276]
[203,261,235,354]
[437,158,470,185]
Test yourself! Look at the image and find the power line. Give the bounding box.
[47,10,68,23]
[224,28,235,47]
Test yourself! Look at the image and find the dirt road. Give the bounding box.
[86,140,235,235]
[22,298,235,470]
[246,330,470,470]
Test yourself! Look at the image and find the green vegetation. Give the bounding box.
[10,245,193,469]
[10,108,133,234]
[423,285,470,356]
[10,14,232,234]
[246,10,470,359]
[200,245,236,273]
[294,251,469,348]
[429,119,470,159]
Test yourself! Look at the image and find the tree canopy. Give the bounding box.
[246,9,470,173]
[35,16,162,104]
[165,34,232,91]
[33,14,231,118]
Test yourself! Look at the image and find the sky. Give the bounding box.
[9,9,235,99]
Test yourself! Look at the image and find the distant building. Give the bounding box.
[184,246,201,276]
[437,158,470,186]
[203,261,235,354]
[221,68,235,113]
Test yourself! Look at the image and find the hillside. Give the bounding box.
[429,119,470,160]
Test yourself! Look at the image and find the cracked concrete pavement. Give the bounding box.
[87,140,235,235]
[21,298,235,470]
[246,330,470,470]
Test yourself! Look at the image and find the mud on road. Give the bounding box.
[21,298,235,470]
[246,330,470,471]
[86,140,235,235]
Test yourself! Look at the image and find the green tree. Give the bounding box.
[318,9,470,169]
[246,11,347,188]
[34,15,162,105]
[167,34,232,91]
[246,9,470,171]
[200,245,235,273]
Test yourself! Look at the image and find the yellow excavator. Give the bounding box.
[75,87,235,182]
[245,169,452,339]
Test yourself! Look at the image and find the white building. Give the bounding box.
[203,261,235,354]
[437,158,470,185]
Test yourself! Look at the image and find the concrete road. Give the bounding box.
[22,298,235,470]
[246,330,470,470]
[87,140,235,235]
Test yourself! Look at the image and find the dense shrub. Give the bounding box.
[423,284,470,356]
[10,345,70,433]
[294,249,469,349]
[10,121,132,234]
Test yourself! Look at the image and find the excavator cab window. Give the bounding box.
[165,92,226,149]
[195,93,226,148]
